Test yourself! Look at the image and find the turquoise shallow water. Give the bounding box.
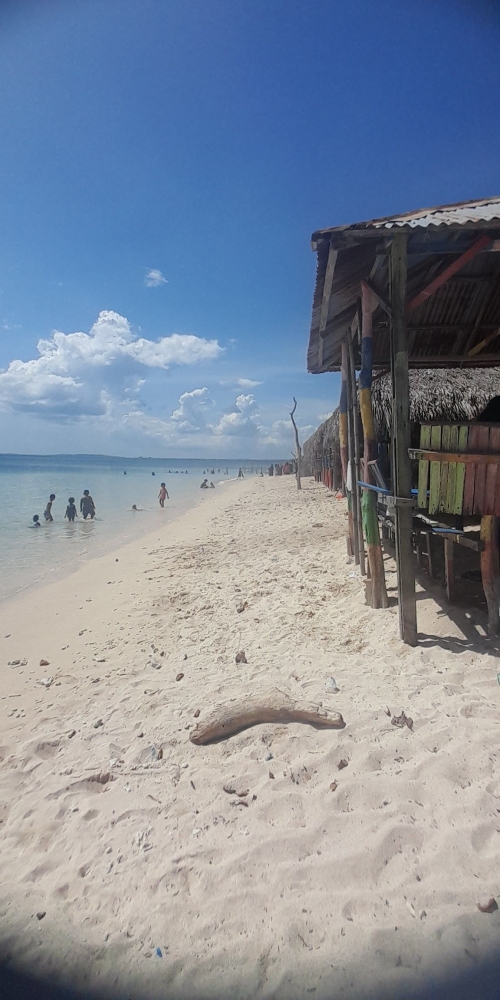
[0,455,265,602]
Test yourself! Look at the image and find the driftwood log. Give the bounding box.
[189,689,345,745]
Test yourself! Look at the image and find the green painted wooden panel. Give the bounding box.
[438,425,451,512]
[418,424,431,508]
[429,424,442,515]
[445,425,458,513]
[453,425,469,515]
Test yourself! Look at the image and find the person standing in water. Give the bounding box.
[31,514,41,528]
[44,494,56,521]
[65,497,77,522]
[80,490,96,520]
[158,482,169,507]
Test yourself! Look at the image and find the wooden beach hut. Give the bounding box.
[306,197,500,643]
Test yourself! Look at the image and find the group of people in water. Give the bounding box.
[31,491,96,527]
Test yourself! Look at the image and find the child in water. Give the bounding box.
[65,497,77,522]
[31,514,41,527]
[44,494,56,521]
[158,482,169,507]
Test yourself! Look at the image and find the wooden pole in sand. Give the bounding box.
[347,325,366,576]
[389,233,417,645]
[480,515,500,635]
[340,342,354,555]
[359,284,388,608]
[290,397,302,491]
[345,338,360,565]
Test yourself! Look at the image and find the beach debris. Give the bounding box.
[68,730,76,739]
[385,706,392,716]
[149,660,162,670]
[497,673,500,686]
[230,798,248,807]
[156,948,163,958]
[93,719,104,728]
[235,650,247,664]
[36,911,46,921]
[223,783,249,797]
[236,601,249,613]
[391,711,413,730]
[176,673,184,682]
[338,759,348,770]
[8,660,21,666]
[38,677,54,689]
[190,690,345,745]
[265,752,273,761]
[269,771,275,779]
[312,523,323,528]
[477,898,498,913]
[326,676,340,693]
[157,748,163,760]
[330,781,338,791]
[190,780,195,790]
[194,709,200,718]
[39,659,50,667]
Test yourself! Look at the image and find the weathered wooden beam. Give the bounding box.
[480,515,500,636]
[347,327,366,576]
[407,234,491,311]
[317,243,338,369]
[361,279,391,318]
[410,450,500,465]
[444,538,455,602]
[359,284,388,609]
[390,232,417,645]
[342,341,359,566]
[467,327,500,358]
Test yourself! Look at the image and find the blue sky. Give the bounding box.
[0,0,499,457]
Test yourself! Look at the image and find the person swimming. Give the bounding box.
[31,514,41,527]
[65,497,77,522]
[80,490,96,520]
[44,494,56,521]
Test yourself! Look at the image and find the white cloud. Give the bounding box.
[235,377,262,388]
[0,311,222,420]
[171,387,213,433]
[145,268,168,287]
[213,393,260,437]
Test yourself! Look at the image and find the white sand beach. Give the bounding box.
[1,476,500,999]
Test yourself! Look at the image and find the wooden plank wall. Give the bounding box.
[418,423,500,516]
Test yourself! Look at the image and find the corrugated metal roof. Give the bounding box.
[370,198,500,230]
[312,197,500,242]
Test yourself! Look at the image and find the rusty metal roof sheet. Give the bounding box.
[307,198,500,374]
[312,197,500,243]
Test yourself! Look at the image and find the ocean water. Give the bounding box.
[0,455,267,603]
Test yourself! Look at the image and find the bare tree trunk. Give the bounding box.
[290,397,302,490]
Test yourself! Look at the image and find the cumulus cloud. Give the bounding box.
[213,393,260,437]
[0,311,222,421]
[145,268,168,287]
[171,387,213,433]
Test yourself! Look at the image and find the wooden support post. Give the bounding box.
[480,515,500,636]
[359,286,388,608]
[345,340,360,565]
[341,342,355,557]
[390,233,417,645]
[347,329,366,576]
[444,538,455,602]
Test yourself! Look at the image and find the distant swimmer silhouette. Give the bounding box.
[80,490,96,520]
[44,494,56,522]
[31,514,41,528]
[65,497,77,522]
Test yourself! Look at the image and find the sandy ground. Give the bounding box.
[1,476,500,1000]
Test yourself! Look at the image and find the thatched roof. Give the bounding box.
[372,367,500,438]
[302,368,500,471]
